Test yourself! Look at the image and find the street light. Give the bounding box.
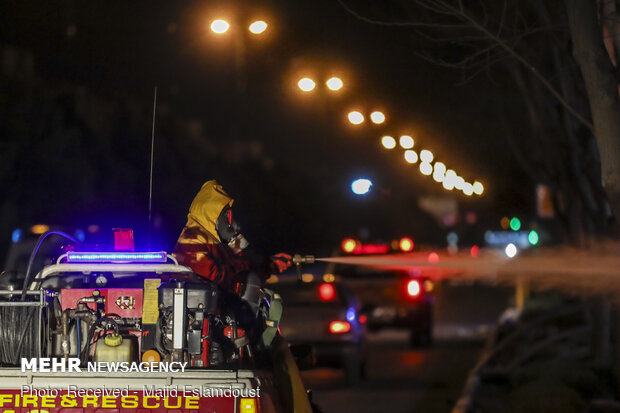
[348,111,364,125]
[420,149,434,163]
[404,150,418,163]
[326,77,343,91]
[248,20,268,34]
[433,170,445,182]
[381,136,396,149]
[443,169,457,190]
[399,135,414,149]
[462,182,474,195]
[370,111,386,124]
[351,178,372,195]
[433,162,446,175]
[210,19,230,34]
[473,181,484,195]
[298,77,316,92]
[419,162,433,175]
[455,176,465,190]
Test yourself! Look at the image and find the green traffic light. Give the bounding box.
[509,217,521,231]
[528,230,539,245]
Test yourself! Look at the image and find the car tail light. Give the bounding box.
[319,283,336,302]
[341,238,357,253]
[406,279,421,297]
[470,245,480,258]
[427,252,439,263]
[239,397,258,413]
[399,237,414,252]
[329,321,351,334]
[359,314,368,324]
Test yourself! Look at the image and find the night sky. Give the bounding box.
[0,0,532,259]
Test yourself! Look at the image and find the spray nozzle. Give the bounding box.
[292,254,315,281]
[293,254,315,265]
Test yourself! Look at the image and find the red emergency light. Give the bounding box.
[113,228,135,251]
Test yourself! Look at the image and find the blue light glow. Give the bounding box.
[67,251,167,263]
[351,178,372,195]
[11,229,22,243]
[74,229,86,242]
[346,308,356,322]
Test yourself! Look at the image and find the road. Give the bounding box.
[301,281,513,413]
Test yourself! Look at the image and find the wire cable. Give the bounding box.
[20,231,79,300]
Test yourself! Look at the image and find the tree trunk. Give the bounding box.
[566,0,620,230]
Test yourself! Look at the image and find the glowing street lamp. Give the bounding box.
[399,135,414,149]
[443,170,457,190]
[298,77,316,92]
[348,111,364,125]
[370,111,386,124]
[433,162,446,175]
[248,20,268,34]
[382,136,396,149]
[351,178,372,195]
[420,149,434,163]
[462,182,474,196]
[326,77,344,91]
[404,150,418,163]
[473,181,484,195]
[210,19,230,34]
[454,176,465,190]
[433,170,445,182]
[419,162,433,176]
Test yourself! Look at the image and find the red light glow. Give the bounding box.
[427,252,439,263]
[359,314,367,324]
[329,321,351,334]
[407,280,421,297]
[399,237,414,252]
[342,238,357,253]
[113,228,135,251]
[319,283,336,301]
[470,245,480,258]
[355,244,389,254]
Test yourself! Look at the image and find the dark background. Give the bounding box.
[0,0,533,259]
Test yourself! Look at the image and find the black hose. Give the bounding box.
[21,231,79,301]
[80,317,120,365]
[0,307,38,365]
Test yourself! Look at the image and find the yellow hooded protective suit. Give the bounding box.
[173,181,252,291]
[178,180,234,245]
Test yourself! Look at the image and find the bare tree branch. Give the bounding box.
[336,0,594,132]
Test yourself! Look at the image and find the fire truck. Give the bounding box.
[0,230,315,413]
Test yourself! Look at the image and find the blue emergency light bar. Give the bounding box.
[66,251,167,263]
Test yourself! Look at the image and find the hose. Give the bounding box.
[21,231,79,300]
[0,307,39,365]
[80,317,119,365]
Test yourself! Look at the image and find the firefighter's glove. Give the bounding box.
[270,252,293,273]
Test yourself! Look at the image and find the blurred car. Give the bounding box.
[334,264,435,347]
[271,273,367,384]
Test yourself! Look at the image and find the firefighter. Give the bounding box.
[173,180,292,293]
